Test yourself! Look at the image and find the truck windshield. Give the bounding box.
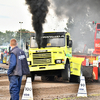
[30,35,65,48]
[96,31,100,39]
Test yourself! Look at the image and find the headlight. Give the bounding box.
[27,61,31,65]
[55,59,64,64]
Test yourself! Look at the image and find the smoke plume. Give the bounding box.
[25,0,50,48]
[52,0,100,53]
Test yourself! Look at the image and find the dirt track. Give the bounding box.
[1,75,100,100]
[1,64,100,100]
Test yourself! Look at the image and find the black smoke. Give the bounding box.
[52,0,100,53]
[25,0,50,48]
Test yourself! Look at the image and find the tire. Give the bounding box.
[31,72,35,82]
[70,66,82,83]
[70,75,80,83]
[41,76,47,81]
[76,66,83,83]
[26,72,35,82]
[76,76,80,83]
[62,63,70,81]
[41,76,54,81]
[48,76,55,81]
[98,67,100,82]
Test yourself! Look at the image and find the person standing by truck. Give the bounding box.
[0,50,3,63]
[7,39,30,100]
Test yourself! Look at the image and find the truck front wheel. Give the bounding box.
[26,72,35,82]
[62,63,70,81]
[41,76,54,81]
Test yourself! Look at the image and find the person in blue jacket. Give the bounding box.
[7,39,30,100]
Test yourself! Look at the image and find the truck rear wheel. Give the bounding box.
[70,65,82,83]
[62,63,70,81]
[70,75,80,83]
[98,67,100,82]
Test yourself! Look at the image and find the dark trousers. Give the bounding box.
[8,75,22,100]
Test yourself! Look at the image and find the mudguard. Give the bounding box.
[70,57,84,76]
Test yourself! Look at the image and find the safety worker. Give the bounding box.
[7,38,30,100]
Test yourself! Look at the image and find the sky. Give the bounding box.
[0,0,67,32]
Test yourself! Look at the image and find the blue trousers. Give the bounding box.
[8,75,22,100]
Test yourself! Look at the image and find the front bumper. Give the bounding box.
[29,64,64,71]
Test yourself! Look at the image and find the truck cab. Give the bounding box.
[27,32,83,82]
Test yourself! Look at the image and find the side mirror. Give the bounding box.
[69,40,72,47]
[26,42,29,50]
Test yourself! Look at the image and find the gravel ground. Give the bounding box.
[0,64,100,100]
[0,75,100,100]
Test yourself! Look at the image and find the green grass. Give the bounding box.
[54,93,100,100]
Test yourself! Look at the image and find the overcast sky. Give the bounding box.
[0,0,67,32]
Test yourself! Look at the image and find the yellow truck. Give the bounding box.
[26,32,84,82]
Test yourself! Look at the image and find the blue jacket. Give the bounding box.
[7,46,30,76]
[7,53,16,75]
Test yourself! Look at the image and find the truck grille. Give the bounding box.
[33,52,51,58]
[33,58,51,64]
[33,52,51,64]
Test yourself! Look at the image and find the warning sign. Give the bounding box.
[77,75,87,97]
[22,77,33,100]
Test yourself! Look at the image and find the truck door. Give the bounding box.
[66,35,72,58]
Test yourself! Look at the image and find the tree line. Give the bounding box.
[0,29,34,46]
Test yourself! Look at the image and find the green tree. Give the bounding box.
[15,29,34,48]
[0,31,5,45]
[15,29,33,42]
[0,29,34,47]
[5,31,15,43]
[0,31,15,45]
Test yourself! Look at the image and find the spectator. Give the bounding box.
[1,51,4,63]
[7,38,30,100]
